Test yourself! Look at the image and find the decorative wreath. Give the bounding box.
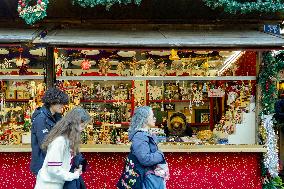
[17,0,49,25]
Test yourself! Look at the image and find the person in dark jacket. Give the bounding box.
[30,87,69,175]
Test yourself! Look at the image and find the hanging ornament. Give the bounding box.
[98,58,110,76]
[148,84,163,100]
[129,58,139,76]
[169,49,180,60]
[15,57,29,67]
[171,60,183,75]
[141,58,155,76]
[81,59,91,70]
[0,58,12,69]
[18,0,49,25]
[157,61,167,76]
[117,62,126,76]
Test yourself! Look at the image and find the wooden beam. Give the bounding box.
[46,46,55,88]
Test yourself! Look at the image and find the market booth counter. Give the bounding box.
[1,28,284,189]
[0,144,266,188]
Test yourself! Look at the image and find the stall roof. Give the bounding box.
[35,29,284,48]
[0,28,42,43]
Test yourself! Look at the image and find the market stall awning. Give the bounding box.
[0,28,42,43]
[34,29,284,48]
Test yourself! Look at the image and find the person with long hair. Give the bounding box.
[117,106,169,189]
[34,106,90,189]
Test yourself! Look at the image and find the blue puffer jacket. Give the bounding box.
[30,106,62,175]
[129,130,165,169]
[129,131,166,189]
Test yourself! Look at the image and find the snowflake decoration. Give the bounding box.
[117,62,126,76]
[141,58,155,76]
[192,90,204,106]
[157,61,167,76]
[57,54,69,68]
[129,58,140,76]
[148,84,163,100]
[0,58,12,69]
[113,93,127,107]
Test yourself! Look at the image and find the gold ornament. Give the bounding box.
[169,49,180,60]
[99,58,110,76]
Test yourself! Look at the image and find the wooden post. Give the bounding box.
[209,97,214,130]
[255,51,262,143]
[46,46,55,88]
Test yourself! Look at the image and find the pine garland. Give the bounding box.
[259,51,284,188]
[259,52,284,115]
[203,0,284,14]
[72,0,142,9]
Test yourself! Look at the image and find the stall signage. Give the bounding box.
[208,88,225,97]
[264,24,280,35]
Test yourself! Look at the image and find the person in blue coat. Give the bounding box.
[128,106,169,189]
[30,87,69,175]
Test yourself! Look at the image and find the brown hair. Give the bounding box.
[41,106,90,155]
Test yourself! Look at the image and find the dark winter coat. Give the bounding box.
[63,153,87,189]
[30,106,62,175]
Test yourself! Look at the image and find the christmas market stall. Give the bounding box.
[1,28,284,188]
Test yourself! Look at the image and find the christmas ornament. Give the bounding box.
[18,0,49,25]
[148,84,163,100]
[81,59,91,70]
[141,58,155,76]
[129,58,140,76]
[262,115,279,178]
[169,49,180,60]
[0,58,12,69]
[117,62,126,76]
[157,61,167,76]
[98,58,110,75]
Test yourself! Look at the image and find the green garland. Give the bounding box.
[72,0,142,9]
[259,52,284,115]
[17,0,49,25]
[259,52,284,188]
[203,0,284,14]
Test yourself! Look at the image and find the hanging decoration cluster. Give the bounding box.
[18,0,49,25]
[72,0,142,9]
[203,0,284,14]
[259,51,284,188]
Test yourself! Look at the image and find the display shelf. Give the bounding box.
[0,75,44,80]
[93,121,130,126]
[148,99,209,103]
[0,144,267,153]
[1,122,24,125]
[57,76,256,81]
[5,99,30,102]
[190,123,209,126]
[80,99,131,103]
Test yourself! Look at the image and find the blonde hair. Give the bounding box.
[41,106,90,155]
